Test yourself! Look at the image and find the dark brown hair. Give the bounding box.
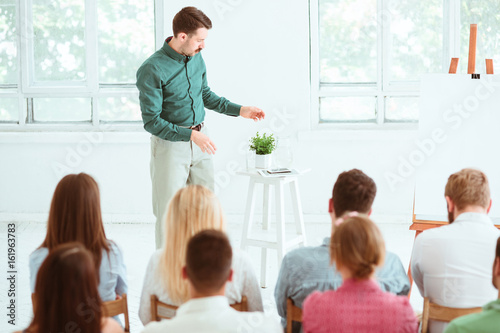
[330,215,385,280]
[173,6,212,37]
[41,173,110,275]
[332,169,377,217]
[445,168,490,210]
[186,230,232,294]
[27,243,103,333]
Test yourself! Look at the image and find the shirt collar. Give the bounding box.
[162,36,191,63]
[453,212,493,225]
[322,237,331,247]
[176,296,230,315]
[483,298,500,311]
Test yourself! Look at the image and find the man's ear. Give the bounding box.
[494,257,500,277]
[178,32,187,42]
[227,269,233,282]
[367,208,373,217]
[182,266,188,280]
[445,196,454,213]
[329,198,336,221]
[487,199,493,214]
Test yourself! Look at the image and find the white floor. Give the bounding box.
[0,216,423,332]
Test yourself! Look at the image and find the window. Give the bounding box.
[0,0,154,127]
[312,0,500,125]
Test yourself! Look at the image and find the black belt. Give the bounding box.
[189,122,204,131]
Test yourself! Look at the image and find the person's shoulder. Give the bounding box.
[303,290,329,308]
[284,244,327,264]
[141,319,173,333]
[445,311,487,333]
[233,310,281,332]
[101,317,125,333]
[30,247,48,262]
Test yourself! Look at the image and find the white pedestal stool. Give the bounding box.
[238,170,307,287]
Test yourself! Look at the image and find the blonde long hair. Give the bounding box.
[159,185,225,304]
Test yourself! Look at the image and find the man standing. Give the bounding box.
[411,168,500,333]
[136,7,264,248]
[274,169,410,333]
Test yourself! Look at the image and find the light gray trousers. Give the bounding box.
[150,125,214,248]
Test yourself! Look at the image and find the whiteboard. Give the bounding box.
[414,74,500,223]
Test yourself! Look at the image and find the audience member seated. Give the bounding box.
[141,230,281,333]
[411,168,500,333]
[444,236,500,333]
[29,173,127,303]
[139,185,263,325]
[17,243,123,333]
[302,215,418,333]
[274,169,410,332]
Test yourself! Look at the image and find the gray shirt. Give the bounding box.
[274,237,410,333]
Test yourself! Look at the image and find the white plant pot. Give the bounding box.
[255,153,272,169]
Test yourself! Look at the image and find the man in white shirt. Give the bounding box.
[141,230,281,333]
[411,168,500,333]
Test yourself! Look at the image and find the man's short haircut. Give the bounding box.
[445,168,490,210]
[332,169,377,217]
[173,7,212,37]
[186,229,232,294]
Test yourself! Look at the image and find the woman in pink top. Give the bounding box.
[303,214,418,333]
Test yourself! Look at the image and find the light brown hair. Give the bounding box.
[41,173,110,275]
[160,185,225,304]
[186,230,232,294]
[332,169,376,217]
[27,243,103,333]
[330,215,385,280]
[445,168,490,210]
[173,6,212,37]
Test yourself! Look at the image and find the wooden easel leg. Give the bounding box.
[468,24,478,75]
[449,58,459,74]
[486,59,494,74]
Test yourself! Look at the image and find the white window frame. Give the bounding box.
[310,0,462,130]
[0,0,162,131]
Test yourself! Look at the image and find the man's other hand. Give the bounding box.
[191,130,217,154]
[240,106,265,121]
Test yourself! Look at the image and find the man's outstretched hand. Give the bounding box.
[191,130,217,155]
[240,106,265,121]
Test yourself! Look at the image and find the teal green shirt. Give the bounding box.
[136,38,242,142]
[444,299,500,333]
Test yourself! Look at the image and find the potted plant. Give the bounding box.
[249,132,276,169]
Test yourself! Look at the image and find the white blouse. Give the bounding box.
[138,248,263,325]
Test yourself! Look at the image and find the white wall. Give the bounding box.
[0,0,422,224]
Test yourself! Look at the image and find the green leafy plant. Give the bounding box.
[249,132,276,155]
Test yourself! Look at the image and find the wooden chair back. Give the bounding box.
[32,293,130,333]
[286,297,303,333]
[421,297,482,333]
[102,294,130,333]
[150,295,249,321]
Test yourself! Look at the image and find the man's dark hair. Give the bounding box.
[332,169,377,217]
[186,229,232,294]
[173,7,212,37]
